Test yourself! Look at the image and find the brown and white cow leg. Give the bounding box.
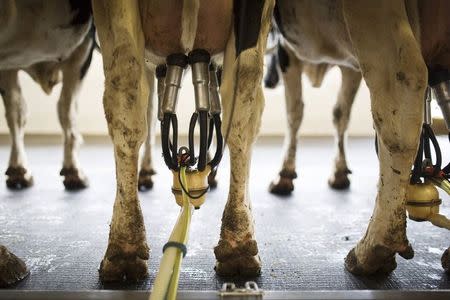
[342,0,427,275]
[138,68,156,191]
[92,0,150,281]
[214,0,273,276]
[0,70,33,189]
[269,45,303,195]
[58,36,93,190]
[0,245,29,287]
[328,66,361,190]
[215,58,264,276]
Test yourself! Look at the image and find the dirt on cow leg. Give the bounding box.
[214,51,269,277]
[92,0,151,282]
[0,245,29,287]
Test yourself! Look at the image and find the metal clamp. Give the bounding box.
[219,282,263,299]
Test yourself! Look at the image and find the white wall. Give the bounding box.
[0,52,375,137]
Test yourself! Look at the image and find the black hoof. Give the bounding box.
[328,175,350,190]
[0,245,29,287]
[138,169,155,192]
[60,167,89,191]
[5,167,33,190]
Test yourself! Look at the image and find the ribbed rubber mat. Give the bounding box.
[0,137,448,290]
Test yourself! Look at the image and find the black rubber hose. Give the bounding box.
[197,111,208,171]
[442,133,450,174]
[171,114,178,168]
[161,113,177,170]
[188,113,198,167]
[424,124,442,174]
[411,130,424,184]
[207,117,214,149]
[209,114,224,169]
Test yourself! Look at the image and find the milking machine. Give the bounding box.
[150,49,224,300]
[406,82,450,230]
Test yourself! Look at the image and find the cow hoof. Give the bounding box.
[99,243,149,282]
[0,245,29,287]
[442,247,450,274]
[60,167,88,190]
[328,174,350,190]
[5,167,33,190]
[208,169,218,189]
[214,239,261,277]
[99,256,148,282]
[269,177,294,195]
[138,169,155,191]
[328,169,351,190]
[345,242,413,276]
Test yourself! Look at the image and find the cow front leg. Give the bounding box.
[328,66,361,189]
[58,36,93,190]
[0,70,33,189]
[0,245,28,287]
[269,45,303,195]
[92,0,149,281]
[138,68,156,191]
[342,0,427,275]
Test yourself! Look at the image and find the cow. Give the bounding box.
[0,1,95,190]
[274,0,450,275]
[265,42,362,195]
[0,0,93,287]
[91,0,274,281]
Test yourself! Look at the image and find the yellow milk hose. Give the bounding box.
[150,167,193,300]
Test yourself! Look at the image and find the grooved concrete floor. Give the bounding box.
[0,137,449,291]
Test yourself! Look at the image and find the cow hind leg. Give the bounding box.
[328,66,361,189]
[214,51,264,276]
[58,35,93,190]
[138,68,156,191]
[93,0,150,281]
[0,70,33,189]
[0,245,29,287]
[269,45,303,195]
[342,1,427,275]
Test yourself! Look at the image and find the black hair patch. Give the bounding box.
[277,42,289,73]
[79,26,96,80]
[69,0,92,26]
[233,0,264,57]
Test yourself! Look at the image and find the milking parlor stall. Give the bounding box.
[1,1,450,299]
